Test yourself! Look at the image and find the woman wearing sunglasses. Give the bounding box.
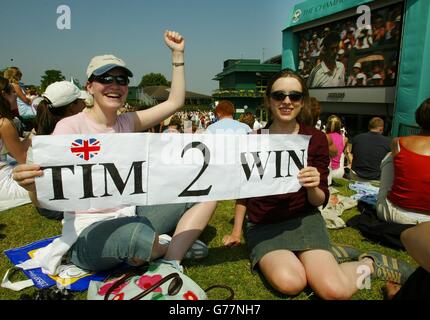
[13,31,216,275]
[230,69,377,299]
[0,76,32,211]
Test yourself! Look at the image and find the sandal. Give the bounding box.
[330,244,363,263]
[359,251,416,285]
[158,235,208,260]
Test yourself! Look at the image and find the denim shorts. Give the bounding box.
[68,203,195,271]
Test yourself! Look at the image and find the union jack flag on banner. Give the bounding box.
[70,138,101,161]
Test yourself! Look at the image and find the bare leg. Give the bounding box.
[401,222,430,272]
[385,281,402,300]
[258,250,307,296]
[164,201,217,261]
[298,249,374,300]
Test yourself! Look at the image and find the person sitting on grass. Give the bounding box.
[222,68,414,299]
[0,76,32,212]
[385,221,430,299]
[376,98,430,225]
[13,30,215,276]
[26,81,87,220]
[325,115,348,184]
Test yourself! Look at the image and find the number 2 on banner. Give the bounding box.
[178,142,213,197]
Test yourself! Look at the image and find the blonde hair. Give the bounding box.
[326,115,342,133]
[3,67,22,84]
[368,117,384,130]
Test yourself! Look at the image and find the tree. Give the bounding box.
[40,70,66,91]
[138,73,170,88]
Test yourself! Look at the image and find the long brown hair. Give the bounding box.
[35,99,72,135]
[264,68,311,128]
[0,76,14,120]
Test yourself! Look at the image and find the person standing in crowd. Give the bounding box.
[223,69,394,299]
[307,32,346,88]
[376,98,430,225]
[205,100,252,134]
[0,76,32,211]
[349,117,390,182]
[326,115,348,184]
[13,30,216,275]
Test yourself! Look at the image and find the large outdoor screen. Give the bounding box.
[297,2,403,88]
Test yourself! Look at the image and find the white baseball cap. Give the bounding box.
[42,81,87,108]
[353,62,362,69]
[372,74,382,79]
[86,54,133,79]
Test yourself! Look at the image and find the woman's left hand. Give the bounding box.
[298,166,320,188]
[164,30,185,53]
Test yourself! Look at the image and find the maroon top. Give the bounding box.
[237,124,330,224]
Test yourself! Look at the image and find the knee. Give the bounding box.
[270,270,307,296]
[400,227,413,247]
[314,278,352,300]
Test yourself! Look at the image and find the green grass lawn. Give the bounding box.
[0,179,417,300]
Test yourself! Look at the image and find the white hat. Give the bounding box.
[337,49,345,55]
[42,81,87,108]
[353,62,362,69]
[357,73,366,79]
[372,74,382,79]
[86,54,133,79]
[31,96,44,109]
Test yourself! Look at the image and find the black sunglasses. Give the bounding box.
[92,74,130,86]
[270,90,303,103]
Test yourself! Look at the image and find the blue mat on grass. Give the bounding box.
[4,236,109,291]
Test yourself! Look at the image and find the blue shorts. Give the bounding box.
[68,203,195,271]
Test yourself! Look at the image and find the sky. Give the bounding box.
[0,0,302,95]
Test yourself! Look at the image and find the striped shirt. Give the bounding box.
[307,61,345,88]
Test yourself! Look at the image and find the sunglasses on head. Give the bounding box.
[92,74,129,86]
[270,90,303,103]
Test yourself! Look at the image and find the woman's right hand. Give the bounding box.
[164,30,185,53]
[222,234,241,248]
[12,164,43,192]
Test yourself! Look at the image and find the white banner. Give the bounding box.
[33,133,310,210]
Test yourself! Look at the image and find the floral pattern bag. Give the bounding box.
[87,262,233,300]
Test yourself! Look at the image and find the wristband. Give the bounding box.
[172,62,185,67]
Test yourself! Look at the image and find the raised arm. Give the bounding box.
[133,30,185,132]
[11,83,31,105]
